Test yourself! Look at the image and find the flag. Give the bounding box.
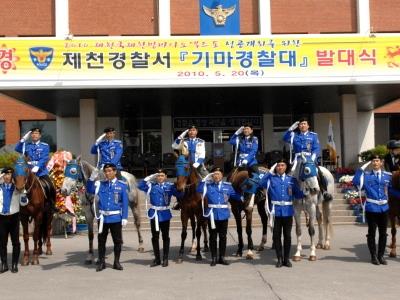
[327,120,337,164]
[199,0,240,35]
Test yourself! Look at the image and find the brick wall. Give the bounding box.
[271,0,357,34]
[370,0,400,32]
[0,0,54,36]
[0,94,54,144]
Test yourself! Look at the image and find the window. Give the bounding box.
[0,121,4,148]
[20,120,56,152]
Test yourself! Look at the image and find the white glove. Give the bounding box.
[21,130,31,142]
[144,173,158,182]
[89,169,99,181]
[361,161,371,171]
[311,153,316,162]
[95,133,106,145]
[121,219,128,227]
[179,129,189,139]
[242,159,248,165]
[288,121,299,131]
[31,166,39,173]
[192,162,200,168]
[235,126,244,135]
[269,163,277,174]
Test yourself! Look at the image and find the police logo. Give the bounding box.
[203,4,236,26]
[29,47,53,70]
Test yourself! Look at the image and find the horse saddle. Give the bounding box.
[240,174,261,195]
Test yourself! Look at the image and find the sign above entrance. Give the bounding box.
[1,36,400,88]
[173,116,262,129]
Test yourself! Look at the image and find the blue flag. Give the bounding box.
[200,0,240,35]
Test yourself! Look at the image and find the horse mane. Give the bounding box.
[227,167,248,192]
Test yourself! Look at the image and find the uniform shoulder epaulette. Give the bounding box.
[223,182,232,185]
[118,180,127,185]
[383,171,392,175]
[364,171,372,175]
[40,142,49,145]
[114,139,122,144]
[309,131,317,135]
[197,138,205,143]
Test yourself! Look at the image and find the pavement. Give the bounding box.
[1,224,400,300]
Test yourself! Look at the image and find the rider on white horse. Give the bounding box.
[283,117,332,201]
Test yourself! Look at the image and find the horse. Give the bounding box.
[175,152,209,263]
[388,170,400,257]
[61,159,144,264]
[227,167,269,259]
[292,153,334,261]
[13,156,56,265]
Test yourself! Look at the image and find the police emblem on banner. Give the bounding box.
[200,0,240,35]
[29,47,53,70]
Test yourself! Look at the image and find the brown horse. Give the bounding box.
[227,167,269,259]
[175,153,209,263]
[389,170,400,257]
[14,156,55,265]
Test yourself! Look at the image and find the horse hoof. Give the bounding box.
[31,260,39,265]
[292,256,301,262]
[257,246,265,252]
[308,256,317,261]
[196,255,202,261]
[323,245,330,250]
[38,249,43,255]
[246,254,254,260]
[176,258,183,264]
[21,259,29,266]
[389,252,396,258]
[84,259,93,265]
[316,244,323,249]
[235,251,243,257]
[203,246,209,253]
[46,250,53,255]
[138,247,145,253]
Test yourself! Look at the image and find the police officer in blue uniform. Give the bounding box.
[87,163,129,272]
[260,159,303,268]
[138,169,182,267]
[15,127,57,211]
[353,155,400,265]
[197,167,241,266]
[283,117,331,200]
[91,127,123,179]
[230,122,259,175]
[0,168,28,273]
[172,125,208,177]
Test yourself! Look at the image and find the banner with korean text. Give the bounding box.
[1,36,400,86]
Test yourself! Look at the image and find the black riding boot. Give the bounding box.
[0,259,8,273]
[378,234,388,265]
[96,244,106,272]
[162,238,170,267]
[218,236,229,265]
[283,238,292,268]
[113,244,123,270]
[150,238,161,267]
[210,237,217,267]
[367,234,379,265]
[11,244,20,273]
[274,237,283,268]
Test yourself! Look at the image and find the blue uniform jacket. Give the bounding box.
[15,141,49,177]
[138,180,183,222]
[283,130,320,158]
[86,178,129,223]
[197,181,241,221]
[90,139,123,170]
[261,173,304,217]
[352,169,400,213]
[229,134,258,167]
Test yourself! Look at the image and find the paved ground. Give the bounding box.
[1,224,400,300]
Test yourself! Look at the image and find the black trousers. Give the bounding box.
[0,213,20,263]
[150,219,170,241]
[273,216,293,260]
[365,211,388,257]
[97,222,123,260]
[208,219,228,258]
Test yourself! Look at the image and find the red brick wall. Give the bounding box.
[171,0,259,35]
[0,0,54,37]
[370,0,400,32]
[271,0,357,34]
[69,0,157,36]
[0,94,54,144]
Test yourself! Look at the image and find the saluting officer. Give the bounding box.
[197,167,241,266]
[353,155,400,265]
[15,127,57,211]
[87,163,129,272]
[172,125,208,177]
[91,127,123,179]
[0,168,28,273]
[260,159,303,268]
[229,122,259,175]
[138,169,182,267]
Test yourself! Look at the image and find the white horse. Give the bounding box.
[61,159,144,264]
[292,154,334,261]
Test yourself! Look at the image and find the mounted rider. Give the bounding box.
[384,139,400,172]
[91,127,123,179]
[229,122,259,176]
[283,117,332,201]
[15,128,57,211]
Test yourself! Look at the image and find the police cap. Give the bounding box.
[243,122,253,129]
[1,167,13,174]
[30,127,41,134]
[210,167,223,173]
[103,127,115,133]
[103,163,117,170]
